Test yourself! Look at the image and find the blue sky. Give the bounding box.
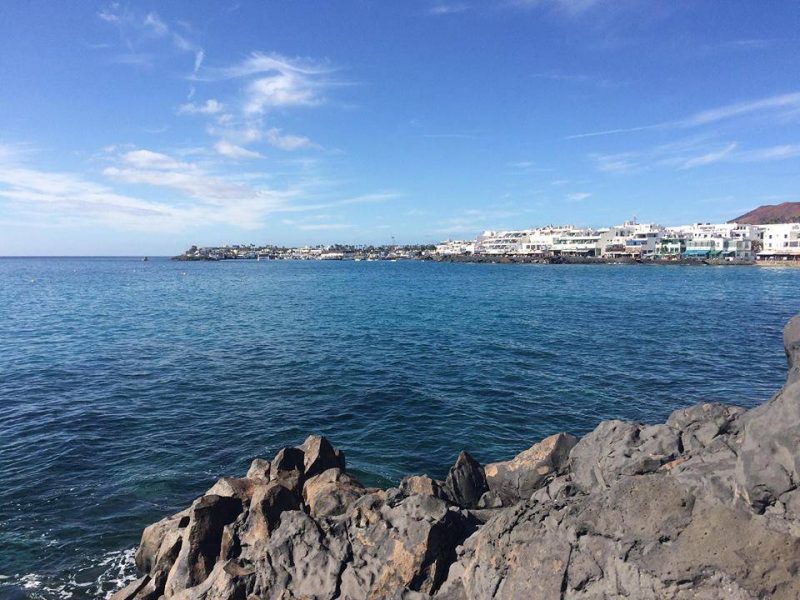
[1,0,799,255]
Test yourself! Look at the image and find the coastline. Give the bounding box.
[112,315,800,600]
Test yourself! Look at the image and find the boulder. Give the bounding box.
[401,474,446,499]
[666,403,744,453]
[299,435,345,478]
[302,467,365,518]
[268,447,305,495]
[205,478,259,502]
[484,433,577,504]
[135,509,189,575]
[444,451,488,508]
[570,421,680,491]
[245,458,270,481]
[164,495,244,596]
[736,316,800,513]
[240,481,302,546]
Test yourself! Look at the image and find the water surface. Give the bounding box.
[1,258,798,598]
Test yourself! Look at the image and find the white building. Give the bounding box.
[669,223,758,260]
[435,240,476,255]
[475,230,533,255]
[599,221,664,258]
[757,223,800,260]
[550,228,602,256]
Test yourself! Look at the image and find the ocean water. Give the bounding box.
[1,257,798,599]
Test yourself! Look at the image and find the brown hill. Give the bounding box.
[731,202,800,224]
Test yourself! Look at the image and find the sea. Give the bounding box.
[1,257,798,599]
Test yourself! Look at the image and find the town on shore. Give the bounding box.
[174,217,800,264]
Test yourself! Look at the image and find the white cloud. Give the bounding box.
[738,144,800,162]
[566,192,592,201]
[214,140,263,159]
[429,3,469,15]
[178,99,224,115]
[568,91,800,140]
[265,128,316,151]
[297,223,351,231]
[678,143,738,169]
[207,52,333,114]
[143,12,168,37]
[121,149,192,171]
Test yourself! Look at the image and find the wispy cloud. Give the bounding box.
[97,5,205,75]
[265,128,317,151]
[568,91,800,139]
[677,143,738,169]
[428,3,469,15]
[592,138,800,173]
[178,99,224,115]
[209,52,334,114]
[566,192,592,201]
[506,0,603,16]
[214,140,263,159]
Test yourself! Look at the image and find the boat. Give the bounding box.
[142,257,149,262]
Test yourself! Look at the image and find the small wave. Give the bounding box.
[1,548,136,600]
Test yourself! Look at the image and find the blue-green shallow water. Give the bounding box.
[1,257,799,598]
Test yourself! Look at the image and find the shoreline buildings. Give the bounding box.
[442,220,800,262]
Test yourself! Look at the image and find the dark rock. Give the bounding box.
[135,508,189,575]
[269,447,305,478]
[570,421,680,491]
[400,474,446,499]
[240,481,302,546]
[245,458,270,481]
[784,313,800,385]
[444,451,488,508]
[299,435,345,478]
[302,467,365,517]
[736,315,800,512]
[666,402,744,452]
[484,432,577,504]
[205,478,259,502]
[164,495,244,596]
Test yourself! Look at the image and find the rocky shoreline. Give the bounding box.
[113,315,800,600]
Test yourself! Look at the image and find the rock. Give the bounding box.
[302,467,365,517]
[245,458,270,481]
[570,421,680,491]
[444,451,488,508]
[135,509,189,575]
[299,435,345,478]
[269,447,305,478]
[400,474,446,499]
[205,478,259,502]
[109,575,163,600]
[117,313,800,600]
[337,493,469,598]
[666,402,744,452]
[476,490,503,509]
[240,481,302,547]
[168,560,251,600]
[736,315,800,512]
[164,495,244,596]
[484,433,577,504]
[784,313,800,385]
[268,447,305,495]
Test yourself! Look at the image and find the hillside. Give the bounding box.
[731,201,800,224]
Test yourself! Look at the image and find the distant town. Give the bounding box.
[174,204,800,264]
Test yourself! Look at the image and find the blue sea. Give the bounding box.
[1,257,798,599]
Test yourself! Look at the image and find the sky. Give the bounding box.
[1,1,799,255]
